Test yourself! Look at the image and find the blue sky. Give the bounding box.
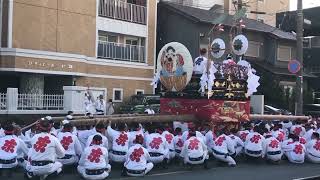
[290,0,320,10]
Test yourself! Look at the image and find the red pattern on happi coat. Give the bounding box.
[33,136,51,153]
[250,135,261,144]
[1,139,17,153]
[215,136,226,146]
[130,147,144,162]
[149,137,163,149]
[116,133,128,146]
[88,148,103,163]
[60,136,73,150]
[314,140,320,151]
[165,134,173,144]
[293,144,304,154]
[188,138,200,150]
[269,139,279,148]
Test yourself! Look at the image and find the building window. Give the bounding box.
[98,32,146,63]
[135,89,144,95]
[247,41,261,58]
[277,45,292,61]
[113,88,123,102]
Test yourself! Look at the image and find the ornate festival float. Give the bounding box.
[152,22,261,125]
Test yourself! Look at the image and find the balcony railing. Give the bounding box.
[0,93,6,110]
[99,0,147,25]
[18,94,64,110]
[98,41,146,63]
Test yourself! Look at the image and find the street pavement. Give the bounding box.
[6,158,320,180]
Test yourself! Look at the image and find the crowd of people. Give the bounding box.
[0,114,320,180]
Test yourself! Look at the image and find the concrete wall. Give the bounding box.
[12,0,96,56]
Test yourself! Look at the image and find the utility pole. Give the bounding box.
[295,0,303,115]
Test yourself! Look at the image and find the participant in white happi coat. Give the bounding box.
[205,127,216,154]
[271,124,286,142]
[24,125,37,148]
[173,128,184,156]
[0,123,28,169]
[107,122,130,163]
[306,132,320,163]
[303,125,316,142]
[264,134,283,163]
[25,120,65,179]
[162,129,175,160]
[290,121,306,137]
[129,123,145,147]
[78,135,111,180]
[84,91,96,116]
[86,124,108,150]
[0,126,5,138]
[57,123,82,165]
[78,125,96,149]
[238,123,252,142]
[145,126,169,165]
[212,129,236,166]
[244,126,266,158]
[193,48,208,75]
[122,135,153,177]
[95,95,106,115]
[282,134,305,164]
[180,131,209,168]
[229,129,244,156]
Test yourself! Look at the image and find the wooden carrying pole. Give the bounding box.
[22,114,310,131]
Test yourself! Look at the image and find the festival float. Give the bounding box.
[151,23,261,125]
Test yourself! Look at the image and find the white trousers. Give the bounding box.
[285,152,305,164]
[245,149,263,158]
[306,153,320,163]
[109,152,126,163]
[266,152,283,162]
[213,152,236,165]
[26,162,62,176]
[126,163,154,177]
[169,151,176,160]
[184,151,209,165]
[235,146,243,156]
[57,155,79,165]
[77,164,111,180]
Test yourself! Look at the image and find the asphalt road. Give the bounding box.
[6,158,320,180]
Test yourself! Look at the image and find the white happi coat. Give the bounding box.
[173,134,184,155]
[282,141,306,163]
[0,128,4,138]
[238,130,250,142]
[124,144,153,176]
[145,133,169,163]
[304,129,315,142]
[290,125,306,137]
[229,134,244,156]
[0,135,28,168]
[245,132,266,157]
[107,126,131,163]
[129,129,145,147]
[271,130,286,142]
[26,132,65,176]
[78,145,111,180]
[180,136,208,165]
[306,139,320,163]
[86,132,109,150]
[264,137,283,162]
[182,131,206,144]
[24,129,36,148]
[213,134,236,165]
[205,130,216,153]
[57,132,82,165]
[162,131,175,159]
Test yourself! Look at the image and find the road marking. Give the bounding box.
[293,174,320,180]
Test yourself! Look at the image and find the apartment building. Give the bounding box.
[0,0,157,103]
[163,0,290,26]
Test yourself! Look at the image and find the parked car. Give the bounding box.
[264,105,292,115]
[303,104,320,117]
[119,94,160,114]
